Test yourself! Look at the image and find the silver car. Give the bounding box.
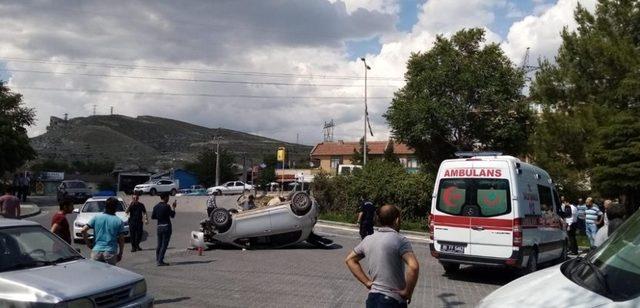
[72,197,130,242]
[0,219,153,307]
[191,192,332,249]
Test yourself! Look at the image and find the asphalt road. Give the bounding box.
[26,195,520,308]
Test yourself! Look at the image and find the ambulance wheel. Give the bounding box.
[441,262,460,274]
[522,250,538,275]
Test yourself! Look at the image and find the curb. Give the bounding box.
[19,204,41,219]
[317,219,428,237]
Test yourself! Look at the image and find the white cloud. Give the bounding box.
[501,0,598,65]
[0,0,601,148]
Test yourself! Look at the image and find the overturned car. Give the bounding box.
[191,192,333,249]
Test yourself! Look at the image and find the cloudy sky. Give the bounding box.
[1,0,596,145]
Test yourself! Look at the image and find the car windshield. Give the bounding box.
[66,181,86,189]
[82,200,126,212]
[436,178,511,217]
[144,180,158,184]
[562,209,640,301]
[0,226,83,272]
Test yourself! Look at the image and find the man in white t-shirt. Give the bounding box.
[562,199,578,255]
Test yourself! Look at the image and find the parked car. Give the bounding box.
[0,218,153,307]
[72,197,130,242]
[191,192,332,249]
[479,207,640,307]
[430,154,567,274]
[133,179,178,196]
[56,180,92,203]
[206,181,254,195]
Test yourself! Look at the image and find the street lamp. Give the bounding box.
[213,136,223,186]
[361,57,371,166]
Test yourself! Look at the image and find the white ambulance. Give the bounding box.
[429,154,567,274]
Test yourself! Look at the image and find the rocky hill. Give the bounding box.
[30,115,312,171]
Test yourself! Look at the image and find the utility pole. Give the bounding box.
[241,152,247,183]
[214,136,222,186]
[110,106,114,115]
[92,104,96,116]
[361,58,371,165]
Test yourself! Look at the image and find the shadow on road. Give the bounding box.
[169,260,215,266]
[438,293,465,307]
[443,266,519,286]
[154,296,190,305]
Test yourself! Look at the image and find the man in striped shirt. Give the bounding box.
[584,197,603,249]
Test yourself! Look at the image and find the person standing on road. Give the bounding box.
[358,199,376,239]
[584,197,603,249]
[576,198,587,235]
[11,174,20,197]
[242,194,256,211]
[602,199,612,227]
[206,193,217,217]
[152,192,176,266]
[562,199,578,255]
[126,193,148,252]
[51,198,74,244]
[0,187,21,218]
[81,197,125,265]
[594,203,626,247]
[346,204,420,307]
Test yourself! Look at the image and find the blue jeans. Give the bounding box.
[366,293,407,308]
[156,225,172,264]
[586,223,598,248]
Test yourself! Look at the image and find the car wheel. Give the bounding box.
[441,262,460,274]
[149,188,157,196]
[290,192,312,216]
[210,208,232,233]
[170,189,177,196]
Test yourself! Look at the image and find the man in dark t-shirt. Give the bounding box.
[152,193,176,266]
[126,194,148,252]
[358,200,376,239]
[51,198,74,244]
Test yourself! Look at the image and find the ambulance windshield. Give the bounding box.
[436,178,511,217]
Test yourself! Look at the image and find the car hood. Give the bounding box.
[75,212,128,225]
[479,264,612,308]
[0,259,142,303]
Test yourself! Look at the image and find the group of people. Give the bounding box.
[560,196,626,254]
[50,192,177,267]
[11,173,31,202]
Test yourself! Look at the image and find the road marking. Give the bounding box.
[315,223,431,243]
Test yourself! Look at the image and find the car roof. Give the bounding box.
[86,197,124,202]
[0,218,40,228]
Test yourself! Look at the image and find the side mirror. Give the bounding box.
[72,208,80,213]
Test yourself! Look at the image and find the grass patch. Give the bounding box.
[319,211,427,232]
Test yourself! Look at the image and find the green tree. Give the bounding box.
[0,82,36,176]
[258,154,277,188]
[184,149,236,187]
[350,137,369,165]
[385,28,532,171]
[530,0,640,205]
[383,139,399,164]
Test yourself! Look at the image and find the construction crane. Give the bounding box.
[520,47,540,81]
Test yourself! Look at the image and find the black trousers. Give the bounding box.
[567,223,578,254]
[359,223,374,239]
[156,225,172,264]
[130,222,144,249]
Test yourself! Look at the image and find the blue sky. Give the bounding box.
[345,0,555,60]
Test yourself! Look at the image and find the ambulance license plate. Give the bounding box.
[441,244,465,254]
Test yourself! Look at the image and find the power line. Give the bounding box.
[1,68,401,88]
[0,57,404,81]
[12,86,394,100]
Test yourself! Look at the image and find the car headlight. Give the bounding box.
[130,280,147,298]
[74,222,85,228]
[57,298,94,308]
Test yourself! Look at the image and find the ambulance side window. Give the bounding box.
[552,189,562,216]
[537,185,553,213]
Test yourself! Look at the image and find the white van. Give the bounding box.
[429,155,567,274]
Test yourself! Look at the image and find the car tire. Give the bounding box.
[149,188,157,196]
[170,189,177,196]
[441,262,460,274]
[521,250,538,275]
[210,208,232,233]
[290,192,312,216]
